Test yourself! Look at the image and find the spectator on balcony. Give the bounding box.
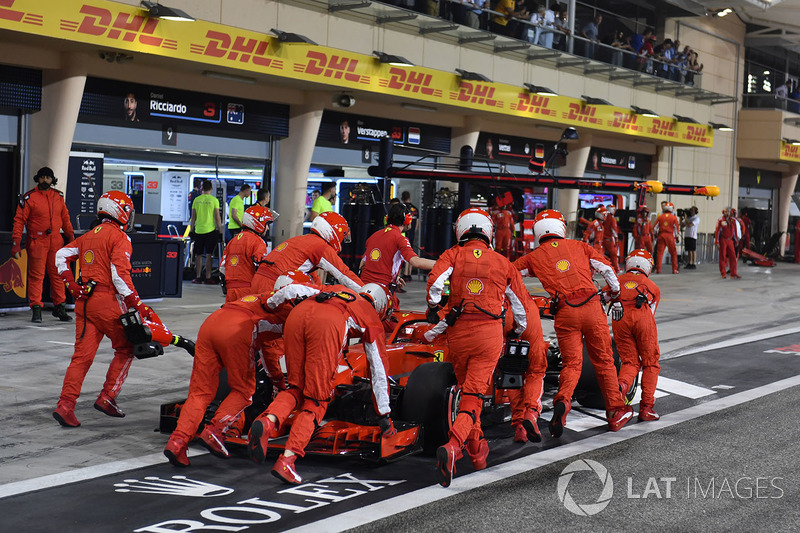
[581,14,602,59]
[607,30,634,67]
[654,38,675,79]
[527,4,555,48]
[491,0,527,38]
[552,7,571,51]
[460,0,486,29]
[789,81,800,113]
[685,50,703,86]
[637,33,656,74]
[776,79,791,107]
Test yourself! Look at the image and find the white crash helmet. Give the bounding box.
[533,209,566,241]
[454,208,494,244]
[359,283,390,319]
[625,249,654,277]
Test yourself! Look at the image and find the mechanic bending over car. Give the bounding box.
[514,209,634,438]
[219,205,272,302]
[163,273,309,467]
[249,211,364,393]
[359,202,436,314]
[52,192,151,427]
[425,208,531,488]
[248,282,395,485]
[602,249,662,422]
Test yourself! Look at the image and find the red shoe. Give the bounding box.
[638,405,660,421]
[94,392,125,418]
[522,409,542,443]
[513,424,528,443]
[607,405,634,431]
[465,438,489,470]
[673,270,679,274]
[549,401,569,438]
[164,435,191,467]
[731,274,741,279]
[53,401,80,427]
[271,454,302,485]
[191,278,204,284]
[721,274,727,279]
[247,416,274,464]
[199,424,230,459]
[620,375,638,406]
[436,440,462,487]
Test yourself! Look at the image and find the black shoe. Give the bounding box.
[402,275,412,282]
[52,303,72,322]
[31,306,42,323]
[549,401,567,438]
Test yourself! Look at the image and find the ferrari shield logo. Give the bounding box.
[473,249,483,259]
[550,241,559,247]
[433,350,444,362]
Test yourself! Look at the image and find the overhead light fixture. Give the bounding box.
[401,103,438,113]
[524,83,557,96]
[270,29,317,45]
[202,71,258,84]
[631,105,659,117]
[373,51,414,67]
[783,138,800,146]
[581,95,612,106]
[712,8,733,17]
[709,122,733,131]
[674,114,700,124]
[455,68,492,83]
[141,1,195,21]
[98,51,133,64]
[560,127,579,141]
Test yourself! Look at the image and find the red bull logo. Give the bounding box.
[0,251,27,299]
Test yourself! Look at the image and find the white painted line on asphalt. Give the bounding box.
[663,326,800,360]
[0,449,208,499]
[283,373,800,533]
[655,376,715,398]
[47,341,74,346]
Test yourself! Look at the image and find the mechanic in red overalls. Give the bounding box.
[163,277,305,467]
[583,206,606,253]
[359,203,435,312]
[247,283,394,484]
[739,208,752,252]
[715,208,740,279]
[493,204,516,259]
[250,211,363,391]
[53,191,146,427]
[633,207,655,253]
[602,249,662,422]
[655,202,680,274]
[515,209,632,438]
[425,208,530,487]
[11,167,75,323]
[602,204,622,272]
[219,205,272,302]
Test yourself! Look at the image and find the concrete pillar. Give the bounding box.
[778,167,799,256]
[28,53,88,192]
[272,93,326,243]
[449,115,482,156]
[556,131,592,237]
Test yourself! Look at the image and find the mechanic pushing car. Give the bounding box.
[602,203,622,273]
[162,274,307,467]
[602,249,662,422]
[219,205,272,302]
[582,205,606,253]
[52,191,152,426]
[655,202,680,274]
[359,202,436,310]
[425,208,530,488]
[249,211,363,392]
[514,209,633,438]
[247,282,395,485]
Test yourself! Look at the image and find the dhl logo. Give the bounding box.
[189,30,283,70]
[565,103,600,124]
[379,68,442,97]
[611,112,638,130]
[683,125,709,144]
[294,51,369,84]
[450,82,503,108]
[649,119,677,137]
[61,5,177,50]
[0,0,42,25]
[782,144,800,157]
[511,93,555,116]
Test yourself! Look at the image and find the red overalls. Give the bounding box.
[220,229,267,302]
[655,213,680,274]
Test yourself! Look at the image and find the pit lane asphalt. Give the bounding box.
[1,259,799,532]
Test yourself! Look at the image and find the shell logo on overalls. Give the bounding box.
[467,279,484,295]
[370,248,381,261]
[241,295,258,302]
[275,242,288,252]
[230,255,239,266]
[556,259,570,272]
[625,281,638,290]
[83,250,95,264]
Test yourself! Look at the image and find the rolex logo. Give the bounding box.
[114,476,234,498]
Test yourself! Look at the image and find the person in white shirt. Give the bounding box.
[683,206,699,269]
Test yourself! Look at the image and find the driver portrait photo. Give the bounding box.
[340,120,350,144]
[124,92,139,122]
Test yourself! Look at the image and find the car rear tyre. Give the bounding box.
[399,362,458,454]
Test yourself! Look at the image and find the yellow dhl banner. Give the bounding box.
[780,141,800,162]
[0,0,713,148]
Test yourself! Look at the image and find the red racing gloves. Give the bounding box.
[124,293,155,321]
[59,271,89,301]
